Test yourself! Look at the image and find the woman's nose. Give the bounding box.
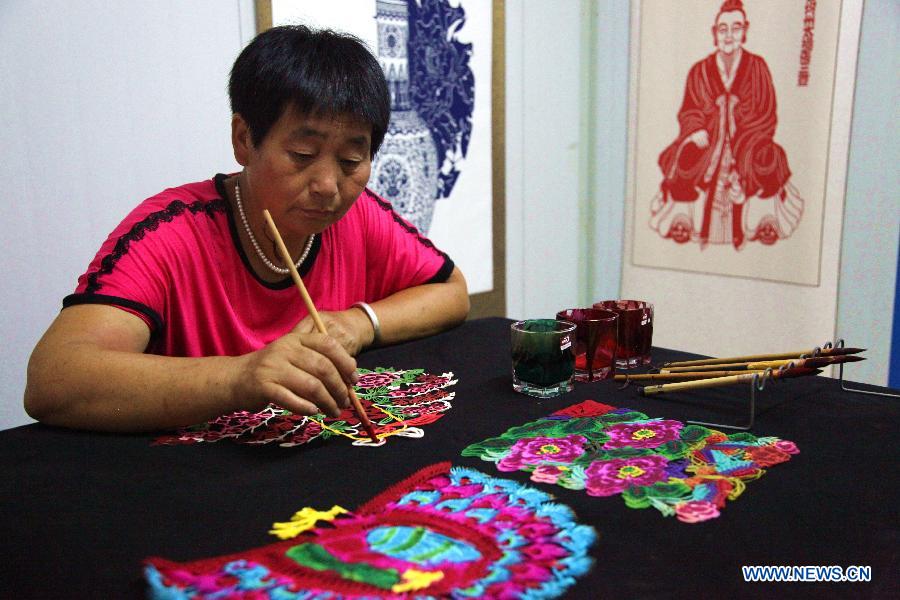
[308,161,339,198]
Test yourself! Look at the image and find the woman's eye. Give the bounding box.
[341,159,362,168]
[291,152,314,161]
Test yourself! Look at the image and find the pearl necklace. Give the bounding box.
[234,180,315,275]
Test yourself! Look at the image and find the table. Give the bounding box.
[1,317,896,598]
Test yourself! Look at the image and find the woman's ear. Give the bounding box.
[231,114,252,167]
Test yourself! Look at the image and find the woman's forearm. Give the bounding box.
[25,342,248,432]
[368,267,470,346]
[24,304,358,432]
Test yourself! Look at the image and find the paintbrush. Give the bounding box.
[660,355,865,373]
[614,370,766,381]
[263,210,379,444]
[638,367,821,396]
[662,346,865,368]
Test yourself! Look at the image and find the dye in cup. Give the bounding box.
[510,319,577,398]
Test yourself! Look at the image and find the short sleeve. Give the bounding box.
[358,190,454,301]
[63,198,200,335]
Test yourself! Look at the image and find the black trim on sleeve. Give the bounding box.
[84,197,227,294]
[62,293,163,338]
[425,257,455,284]
[366,189,450,260]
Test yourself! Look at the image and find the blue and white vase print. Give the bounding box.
[371,0,474,234]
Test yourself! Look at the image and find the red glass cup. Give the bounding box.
[592,300,654,369]
[555,308,618,381]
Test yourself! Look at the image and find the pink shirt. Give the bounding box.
[65,175,453,357]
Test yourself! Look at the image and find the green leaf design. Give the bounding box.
[647,497,677,517]
[503,419,568,438]
[679,424,714,443]
[568,454,599,469]
[597,411,649,425]
[464,436,514,450]
[461,438,515,457]
[356,386,392,398]
[558,465,587,490]
[559,418,604,436]
[727,432,759,444]
[399,369,424,382]
[654,440,689,460]
[593,447,655,461]
[622,480,692,509]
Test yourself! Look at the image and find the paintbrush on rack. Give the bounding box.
[614,370,766,382]
[263,209,380,444]
[662,346,865,368]
[638,366,821,396]
[659,355,865,373]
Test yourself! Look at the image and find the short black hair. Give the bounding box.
[229,25,390,156]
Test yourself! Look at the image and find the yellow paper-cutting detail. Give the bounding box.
[392,569,445,592]
[269,506,348,539]
[318,403,409,443]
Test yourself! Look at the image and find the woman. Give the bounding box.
[24,25,469,431]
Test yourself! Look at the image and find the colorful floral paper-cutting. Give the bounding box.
[144,462,596,599]
[462,400,799,523]
[154,368,456,447]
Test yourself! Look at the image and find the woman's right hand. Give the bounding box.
[232,328,358,418]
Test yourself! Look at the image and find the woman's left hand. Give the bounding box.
[295,308,375,356]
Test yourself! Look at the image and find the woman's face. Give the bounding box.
[233,106,372,243]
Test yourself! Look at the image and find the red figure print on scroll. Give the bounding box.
[649,0,804,250]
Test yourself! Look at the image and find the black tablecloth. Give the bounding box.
[1,317,897,598]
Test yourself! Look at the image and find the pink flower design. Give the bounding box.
[507,561,553,584]
[415,373,449,385]
[603,420,683,449]
[388,382,445,396]
[441,484,483,499]
[497,435,588,472]
[675,500,721,523]
[584,455,669,496]
[517,521,559,538]
[469,493,511,510]
[530,465,565,484]
[521,542,569,561]
[355,372,400,389]
[774,439,800,454]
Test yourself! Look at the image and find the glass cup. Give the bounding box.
[555,308,618,381]
[592,300,654,369]
[510,319,577,398]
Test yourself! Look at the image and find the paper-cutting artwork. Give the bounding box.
[144,462,596,598]
[631,0,845,284]
[154,368,455,447]
[270,0,495,295]
[370,0,474,235]
[462,400,799,523]
[649,0,804,251]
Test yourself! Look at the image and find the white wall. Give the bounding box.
[504,1,587,320]
[835,0,900,386]
[0,1,255,430]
